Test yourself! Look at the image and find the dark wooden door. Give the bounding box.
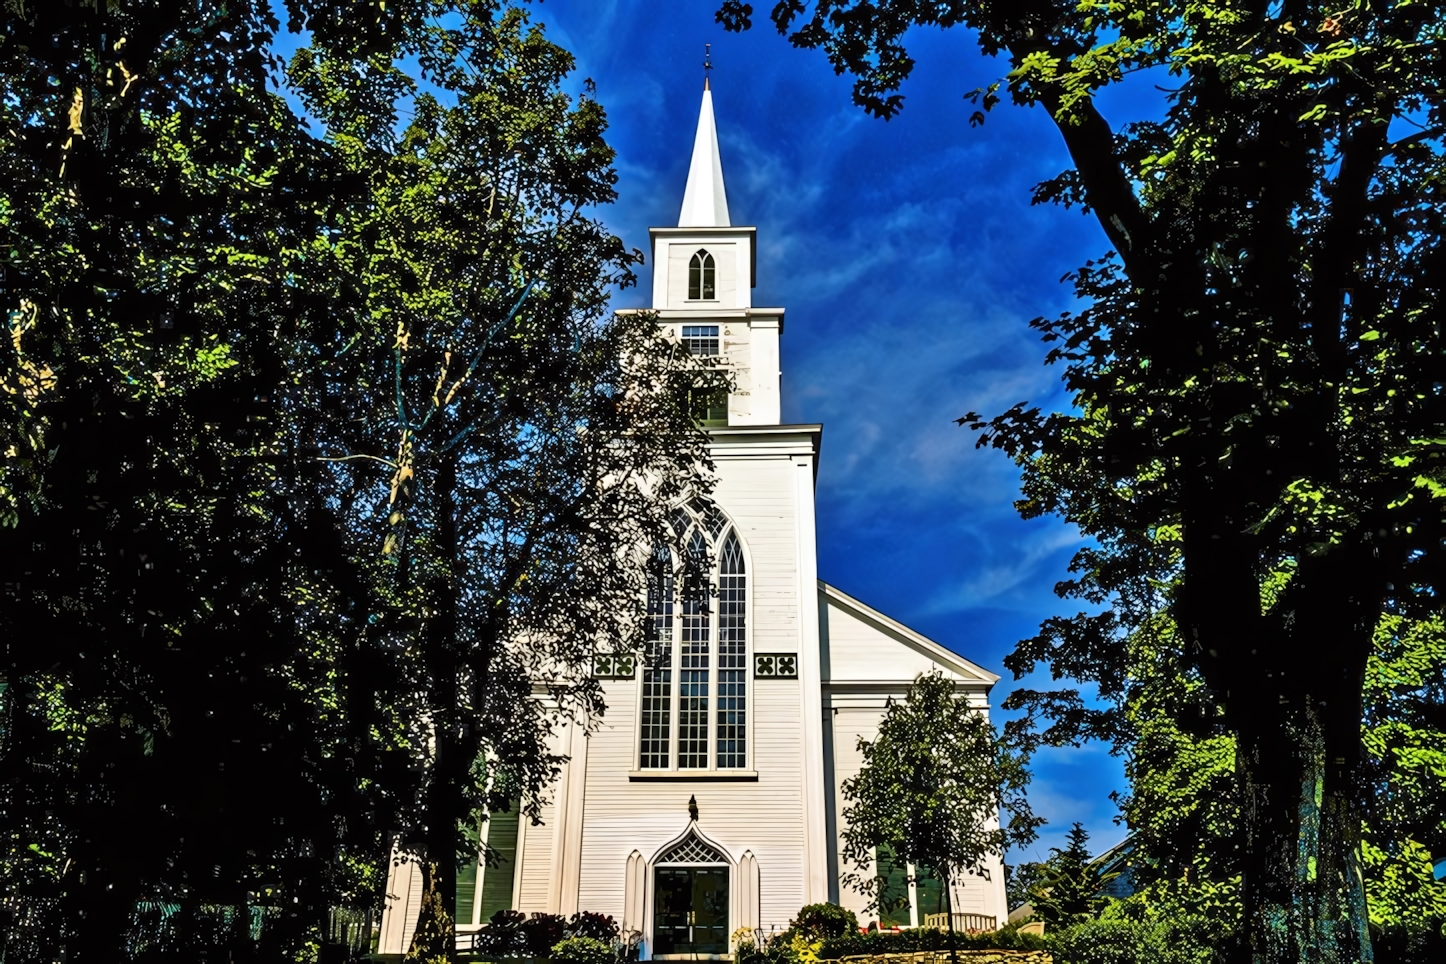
[653,866,729,955]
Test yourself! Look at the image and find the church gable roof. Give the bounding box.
[817,580,999,687]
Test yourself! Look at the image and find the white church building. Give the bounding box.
[380,82,1007,958]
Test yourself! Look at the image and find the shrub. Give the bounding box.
[550,936,615,964]
[566,912,620,942]
[1048,919,1153,964]
[818,923,1047,959]
[791,903,860,941]
[520,914,568,957]
[473,908,529,956]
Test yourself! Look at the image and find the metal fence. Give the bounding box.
[920,913,998,934]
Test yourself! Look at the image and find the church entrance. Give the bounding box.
[653,866,729,955]
[650,830,731,956]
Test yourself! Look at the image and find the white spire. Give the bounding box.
[678,81,731,227]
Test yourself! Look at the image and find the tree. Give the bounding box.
[1,2,714,961]
[838,670,1038,943]
[287,8,722,958]
[1027,823,1113,929]
[1011,573,1446,956]
[1004,861,1048,914]
[718,3,1446,961]
[1,3,381,959]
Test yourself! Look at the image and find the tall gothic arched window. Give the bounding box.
[640,542,674,769]
[716,532,747,768]
[688,249,716,300]
[638,500,748,771]
[678,529,711,769]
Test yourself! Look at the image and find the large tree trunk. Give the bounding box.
[1235,697,1373,963]
[1233,551,1376,964]
[409,450,462,963]
[1183,477,1377,964]
[1194,546,1376,964]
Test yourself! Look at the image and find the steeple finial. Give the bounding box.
[704,43,713,90]
[678,79,731,227]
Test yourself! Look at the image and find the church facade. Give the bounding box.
[379,83,1007,958]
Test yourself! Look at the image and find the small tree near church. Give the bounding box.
[839,671,1039,942]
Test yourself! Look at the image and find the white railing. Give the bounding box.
[922,913,997,934]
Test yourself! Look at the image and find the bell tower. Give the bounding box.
[647,82,782,425]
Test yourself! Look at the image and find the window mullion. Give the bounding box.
[709,583,719,771]
[670,602,681,771]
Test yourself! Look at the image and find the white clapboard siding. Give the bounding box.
[820,584,997,689]
[572,458,812,936]
[515,725,570,914]
[829,706,884,923]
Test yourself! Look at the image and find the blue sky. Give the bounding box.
[523,1,1130,863]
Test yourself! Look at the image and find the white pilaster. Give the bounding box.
[793,453,829,903]
[549,717,590,915]
[741,314,781,425]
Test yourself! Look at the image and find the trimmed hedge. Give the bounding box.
[550,937,615,964]
[819,925,1048,959]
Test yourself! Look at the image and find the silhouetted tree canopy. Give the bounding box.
[1,3,716,962]
[719,2,1446,961]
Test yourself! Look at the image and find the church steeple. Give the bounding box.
[645,80,781,425]
[678,84,730,227]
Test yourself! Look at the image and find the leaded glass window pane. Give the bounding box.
[678,529,711,768]
[716,532,746,769]
[640,543,674,769]
[668,506,692,537]
[689,497,729,541]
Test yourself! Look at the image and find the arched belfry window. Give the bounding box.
[638,499,748,771]
[688,249,716,300]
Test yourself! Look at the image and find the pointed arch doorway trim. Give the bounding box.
[642,823,740,960]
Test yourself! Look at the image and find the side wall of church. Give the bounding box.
[820,594,1008,930]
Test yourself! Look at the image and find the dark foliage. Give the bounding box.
[520,914,569,957]
[1370,917,1446,964]
[0,2,714,962]
[565,912,620,942]
[790,903,860,941]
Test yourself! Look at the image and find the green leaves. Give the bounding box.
[1,3,712,960]
[723,3,1444,958]
[839,671,1039,914]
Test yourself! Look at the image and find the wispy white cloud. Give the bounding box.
[926,523,1085,613]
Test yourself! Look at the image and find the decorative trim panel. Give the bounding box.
[753,653,798,679]
[592,652,638,679]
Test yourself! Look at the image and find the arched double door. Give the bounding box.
[651,832,729,955]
